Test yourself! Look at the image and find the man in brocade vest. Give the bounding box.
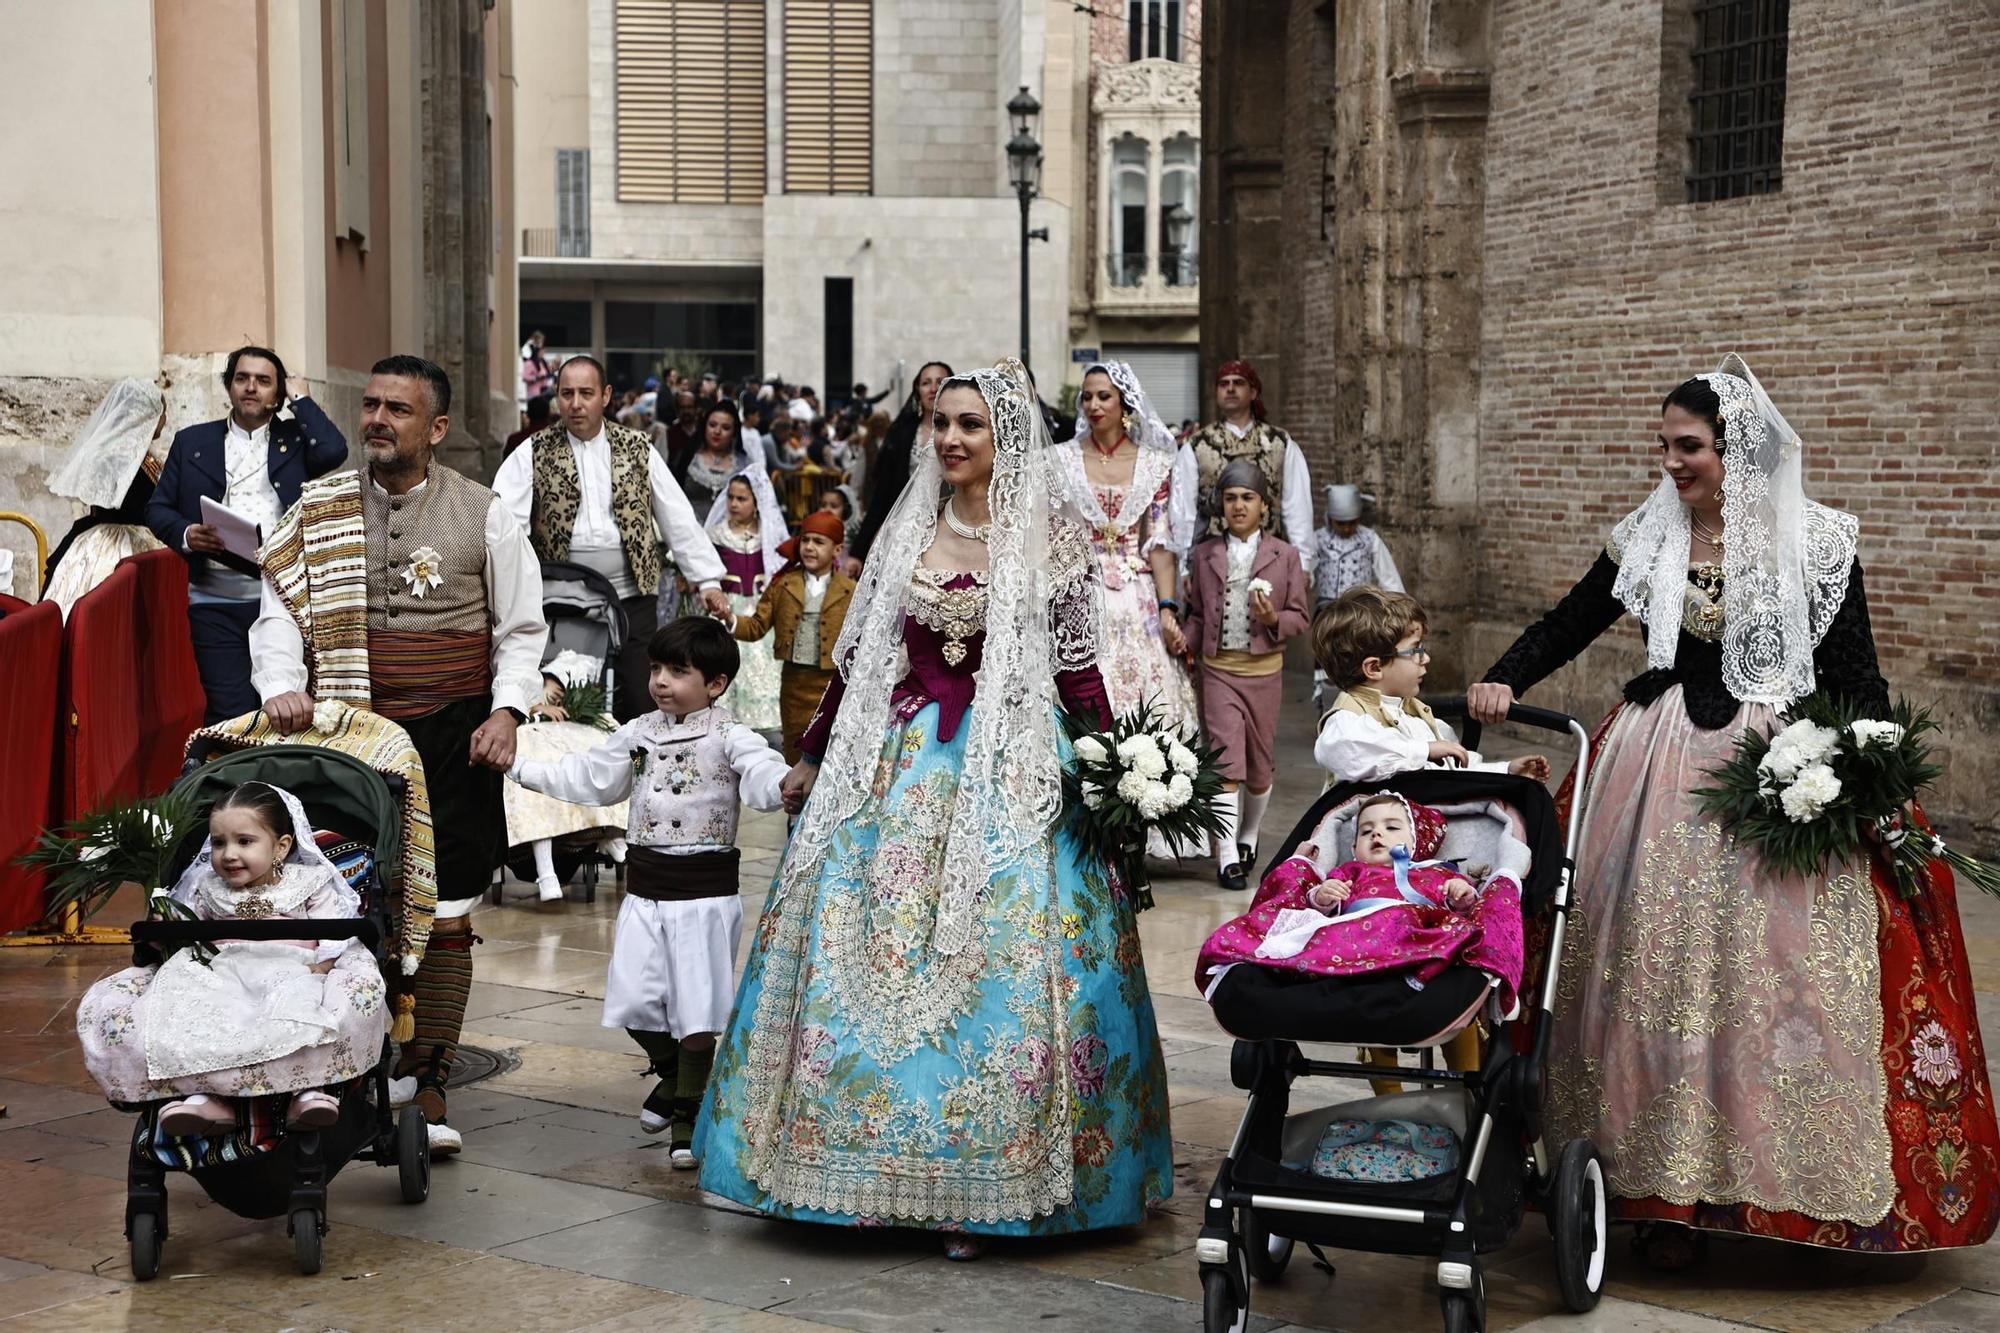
[1174,358,1317,578]
[251,354,549,1157]
[493,355,728,721]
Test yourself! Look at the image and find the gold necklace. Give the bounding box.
[1690,512,1724,551]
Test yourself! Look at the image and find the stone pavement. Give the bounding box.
[3,688,1998,1331]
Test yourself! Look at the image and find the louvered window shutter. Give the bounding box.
[783,0,872,195]
[616,0,769,204]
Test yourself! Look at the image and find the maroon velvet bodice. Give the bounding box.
[798,571,1110,758]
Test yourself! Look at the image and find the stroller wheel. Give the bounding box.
[128,1211,162,1281]
[398,1106,431,1204]
[290,1207,323,1275]
[1201,1263,1249,1333]
[1549,1139,1607,1312]
[1242,1209,1293,1282]
[1439,1268,1485,1333]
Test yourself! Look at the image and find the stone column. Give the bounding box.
[1197,0,1288,401]
[1382,1,1489,687]
[419,0,495,475]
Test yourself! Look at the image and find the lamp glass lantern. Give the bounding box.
[1006,87,1043,196]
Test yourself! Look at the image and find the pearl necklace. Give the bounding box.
[942,499,990,543]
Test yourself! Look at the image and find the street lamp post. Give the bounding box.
[1006,86,1043,374]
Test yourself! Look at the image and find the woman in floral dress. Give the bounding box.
[1054,361,1205,859]
[695,360,1172,1260]
[1468,355,1998,1264]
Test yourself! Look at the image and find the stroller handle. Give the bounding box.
[1420,694,1576,742]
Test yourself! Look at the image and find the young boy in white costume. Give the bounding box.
[509,617,786,1165]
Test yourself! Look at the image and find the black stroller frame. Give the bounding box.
[121,743,432,1280]
[1195,699,1602,1333]
[496,557,633,905]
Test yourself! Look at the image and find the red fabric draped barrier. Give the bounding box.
[62,562,146,818]
[127,548,206,794]
[0,596,62,932]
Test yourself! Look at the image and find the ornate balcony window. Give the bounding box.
[1092,59,1200,313]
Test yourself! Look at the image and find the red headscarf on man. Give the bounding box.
[1217,358,1267,422]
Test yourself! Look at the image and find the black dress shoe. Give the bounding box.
[1219,862,1248,891]
[1238,841,1254,867]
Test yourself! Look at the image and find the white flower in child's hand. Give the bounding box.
[1117,734,1168,779]
[1779,762,1842,822]
[1247,577,1274,598]
[1073,735,1109,765]
[1166,739,1198,776]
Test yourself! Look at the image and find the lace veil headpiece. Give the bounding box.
[704,462,791,569]
[48,378,165,508]
[779,357,1098,955]
[1058,360,1187,548]
[1609,353,1858,705]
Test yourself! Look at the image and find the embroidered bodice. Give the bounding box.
[711,524,768,596]
[1482,549,1889,730]
[798,564,1113,756]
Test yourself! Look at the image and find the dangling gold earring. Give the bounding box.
[1121,412,1135,438]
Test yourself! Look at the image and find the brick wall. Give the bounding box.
[1475,0,2000,845]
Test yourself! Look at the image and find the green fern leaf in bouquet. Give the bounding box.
[16,789,216,958]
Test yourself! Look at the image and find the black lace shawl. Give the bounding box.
[1479,551,1890,730]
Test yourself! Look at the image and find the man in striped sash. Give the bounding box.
[251,354,548,1156]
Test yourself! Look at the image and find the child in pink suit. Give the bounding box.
[1195,792,1524,1010]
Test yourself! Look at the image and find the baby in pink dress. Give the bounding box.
[1306,795,1479,916]
[1196,792,1524,1008]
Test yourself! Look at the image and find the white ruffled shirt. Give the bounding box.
[491,424,724,590]
[1313,695,1508,784]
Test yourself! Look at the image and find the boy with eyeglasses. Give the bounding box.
[1311,586,1550,785]
[1310,585,1548,1091]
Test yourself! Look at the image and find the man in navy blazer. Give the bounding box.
[148,345,348,721]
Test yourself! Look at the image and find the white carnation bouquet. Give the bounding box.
[1063,700,1229,911]
[1695,693,1997,901]
[543,649,614,729]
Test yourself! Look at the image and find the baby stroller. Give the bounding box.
[495,557,632,905]
[121,742,431,1280]
[1195,698,1599,1333]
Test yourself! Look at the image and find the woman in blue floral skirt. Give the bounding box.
[695,359,1172,1260]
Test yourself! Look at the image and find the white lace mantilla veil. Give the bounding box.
[779,357,1100,958]
[1058,360,1185,549]
[1609,352,1859,706]
[47,378,165,508]
[704,462,791,568]
[167,785,357,922]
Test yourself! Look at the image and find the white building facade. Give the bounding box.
[1062,0,1201,423]
[515,0,1082,399]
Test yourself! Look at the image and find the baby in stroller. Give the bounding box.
[1195,791,1525,1013]
[76,781,388,1134]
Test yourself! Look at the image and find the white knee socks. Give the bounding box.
[1215,788,1242,870]
[1239,787,1272,858]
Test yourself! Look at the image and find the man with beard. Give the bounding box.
[1174,358,1316,577]
[148,345,348,721]
[251,354,547,1155]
